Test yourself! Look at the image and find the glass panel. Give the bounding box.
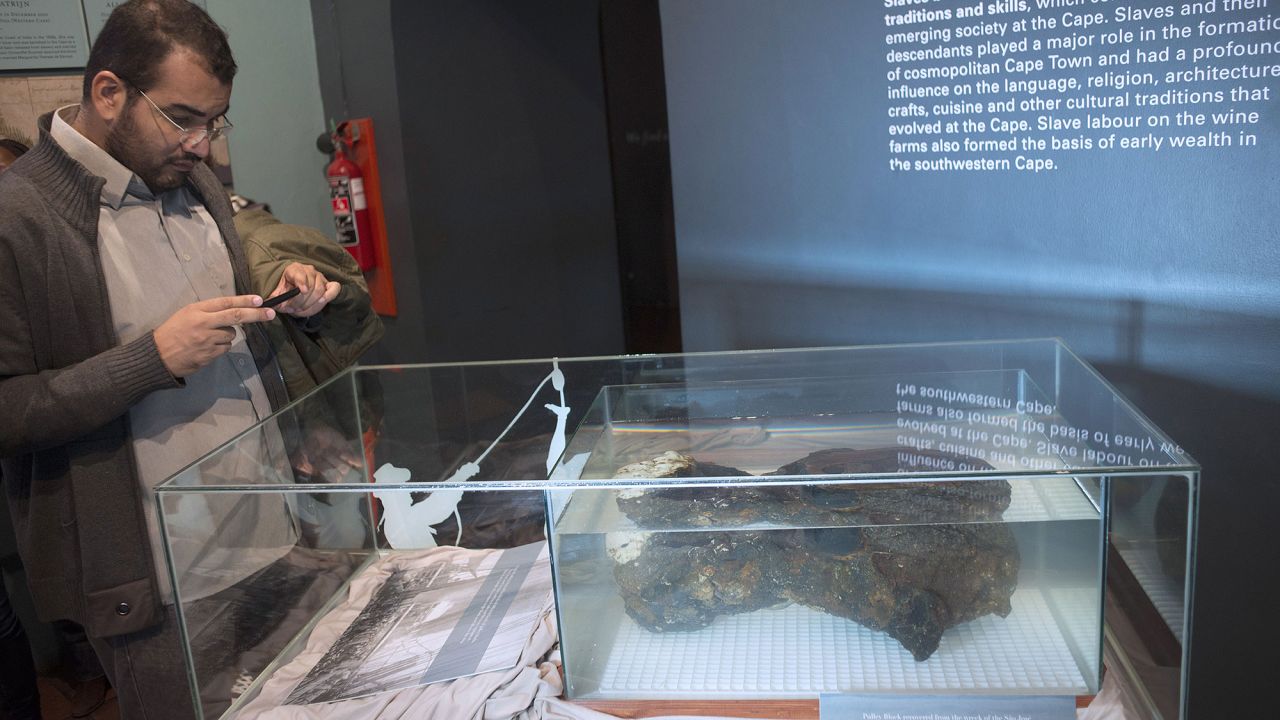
[161,340,1195,494]
[551,478,1105,699]
[1105,472,1197,720]
[548,376,1108,699]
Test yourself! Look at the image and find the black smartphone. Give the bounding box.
[262,287,301,308]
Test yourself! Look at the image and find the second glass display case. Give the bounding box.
[549,374,1107,700]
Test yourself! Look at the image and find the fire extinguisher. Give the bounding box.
[326,125,376,270]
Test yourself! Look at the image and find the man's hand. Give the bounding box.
[265,262,340,318]
[154,295,275,378]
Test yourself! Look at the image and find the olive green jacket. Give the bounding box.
[235,209,384,400]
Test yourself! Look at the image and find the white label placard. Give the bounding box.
[820,694,1076,720]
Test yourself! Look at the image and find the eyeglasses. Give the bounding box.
[130,83,233,148]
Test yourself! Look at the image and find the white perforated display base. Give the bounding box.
[590,588,1091,698]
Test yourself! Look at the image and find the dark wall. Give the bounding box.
[661,1,1279,715]
[312,0,624,363]
[389,0,624,362]
[600,1,682,354]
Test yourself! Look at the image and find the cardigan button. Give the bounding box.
[116,602,131,616]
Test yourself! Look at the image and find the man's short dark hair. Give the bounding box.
[82,0,237,100]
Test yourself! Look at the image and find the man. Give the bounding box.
[0,1,342,716]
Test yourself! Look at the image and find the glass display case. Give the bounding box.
[156,339,1198,719]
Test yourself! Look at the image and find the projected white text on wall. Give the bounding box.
[884,0,1277,172]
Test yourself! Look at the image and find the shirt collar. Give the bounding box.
[50,104,141,210]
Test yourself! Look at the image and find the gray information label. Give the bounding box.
[419,540,545,684]
[0,0,89,71]
[820,694,1076,720]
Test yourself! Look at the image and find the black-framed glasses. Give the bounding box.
[124,79,233,148]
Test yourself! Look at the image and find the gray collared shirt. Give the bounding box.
[51,106,296,602]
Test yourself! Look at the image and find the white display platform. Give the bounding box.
[592,587,1092,698]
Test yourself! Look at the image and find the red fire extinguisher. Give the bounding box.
[326,127,376,270]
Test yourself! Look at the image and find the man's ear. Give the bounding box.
[86,71,130,123]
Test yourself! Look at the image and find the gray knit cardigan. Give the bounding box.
[0,114,289,637]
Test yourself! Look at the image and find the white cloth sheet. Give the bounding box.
[232,545,754,720]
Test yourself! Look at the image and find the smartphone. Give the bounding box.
[262,287,301,309]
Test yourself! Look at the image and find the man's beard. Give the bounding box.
[105,106,197,193]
